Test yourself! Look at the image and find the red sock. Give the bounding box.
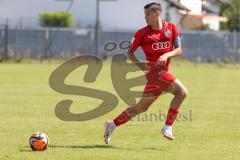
[165,107,179,126]
[113,111,131,127]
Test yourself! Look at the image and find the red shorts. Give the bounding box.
[143,70,176,97]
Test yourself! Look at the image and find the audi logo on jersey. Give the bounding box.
[152,41,170,50]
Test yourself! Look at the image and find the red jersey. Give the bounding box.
[130,22,180,71]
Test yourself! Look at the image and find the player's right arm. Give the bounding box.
[128,32,148,72]
[127,50,147,71]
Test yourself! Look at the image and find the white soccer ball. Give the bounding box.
[29,132,49,151]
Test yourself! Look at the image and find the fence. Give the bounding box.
[0,26,239,62]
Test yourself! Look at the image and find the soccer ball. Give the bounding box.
[29,132,49,151]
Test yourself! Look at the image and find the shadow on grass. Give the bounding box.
[144,147,162,151]
[49,145,162,151]
[19,149,34,152]
[20,145,162,152]
[49,144,119,149]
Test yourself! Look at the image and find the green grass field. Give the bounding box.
[1,60,240,160]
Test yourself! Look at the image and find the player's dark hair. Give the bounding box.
[144,2,162,12]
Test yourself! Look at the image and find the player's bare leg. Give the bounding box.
[161,79,188,140]
[104,92,158,144]
[125,92,158,117]
[168,79,188,108]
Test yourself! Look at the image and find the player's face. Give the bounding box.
[144,9,159,26]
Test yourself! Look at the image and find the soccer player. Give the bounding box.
[104,2,188,144]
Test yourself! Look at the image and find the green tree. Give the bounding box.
[39,12,74,27]
[220,0,240,31]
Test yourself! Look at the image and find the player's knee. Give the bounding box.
[179,87,188,98]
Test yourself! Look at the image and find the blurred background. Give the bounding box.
[0,0,239,62]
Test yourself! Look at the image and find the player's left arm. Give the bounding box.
[161,42,182,58]
[158,24,182,65]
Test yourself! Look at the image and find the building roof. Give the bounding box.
[180,12,228,22]
[167,0,191,11]
[202,4,219,14]
[216,0,232,4]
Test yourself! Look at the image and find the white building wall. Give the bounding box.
[180,0,202,14]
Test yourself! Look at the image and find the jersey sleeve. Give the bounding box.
[172,24,181,48]
[129,31,143,53]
